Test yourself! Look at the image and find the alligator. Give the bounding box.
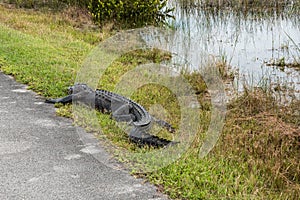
[45,83,176,147]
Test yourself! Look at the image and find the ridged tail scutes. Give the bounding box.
[129,127,177,148]
[129,134,173,148]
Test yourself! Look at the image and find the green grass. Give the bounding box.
[148,156,266,200]
[0,4,100,97]
[0,4,299,200]
[0,24,76,96]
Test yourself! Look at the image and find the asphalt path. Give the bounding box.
[0,72,168,200]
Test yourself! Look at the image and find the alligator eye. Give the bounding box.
[68,86,74,94]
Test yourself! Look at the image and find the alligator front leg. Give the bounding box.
[45,95,73,104]
[45,91,94,105]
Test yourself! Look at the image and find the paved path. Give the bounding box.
[0,72,167,200]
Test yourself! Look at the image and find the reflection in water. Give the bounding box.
[156,0,300,97]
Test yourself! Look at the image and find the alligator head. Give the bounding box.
[68,83,94,95]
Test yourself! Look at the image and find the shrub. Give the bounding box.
[6,0,173,27]
[88,0,173,27]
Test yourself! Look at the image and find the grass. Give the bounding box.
[0,3,299,199]
[147,87,300,199]
[0,3,105,97]
[266,31,300,71]
[178,0,300,13]
[266,57,300,71]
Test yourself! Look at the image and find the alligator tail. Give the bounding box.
[129,127,177,148]
[129,134,173,148]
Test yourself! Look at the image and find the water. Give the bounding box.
[160,0,300,97]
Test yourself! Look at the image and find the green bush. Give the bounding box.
[88,0,173,27]
[6,0,173,27]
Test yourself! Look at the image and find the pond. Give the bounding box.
[152,0,300,100]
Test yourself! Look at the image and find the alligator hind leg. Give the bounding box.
[152,117,176,133]
[111,104,136,123]
[112,114,136,122]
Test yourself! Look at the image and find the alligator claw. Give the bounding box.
[45,99,55,104]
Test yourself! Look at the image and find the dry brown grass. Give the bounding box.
[61,6,94,28]
[216,88,300,196]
